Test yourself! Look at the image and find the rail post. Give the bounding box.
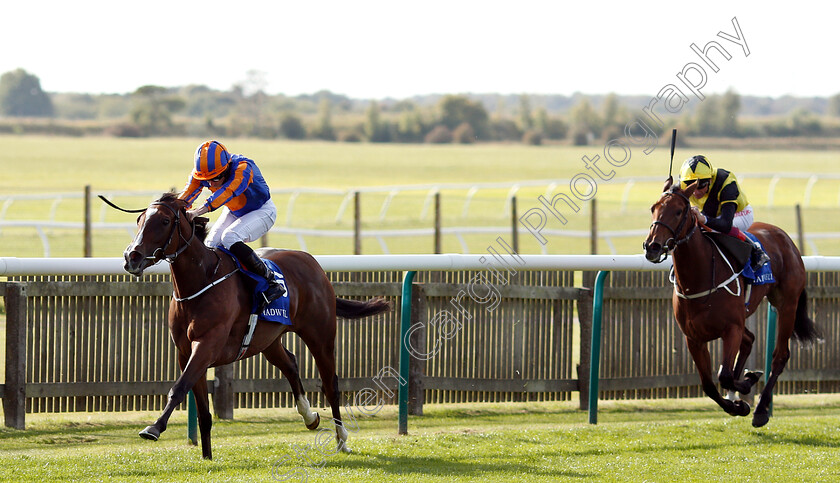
[213,364,235,420]
[588,270,610,424]
[84,185,92,257]
[398,270,417,434]
[765,305,777,416]
[408,284,427,415]
[3,282,27,430]
[187,390,197,445]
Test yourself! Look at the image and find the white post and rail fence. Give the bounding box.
[1,177,834,257]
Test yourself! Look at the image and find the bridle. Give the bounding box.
[140,201,197,263]
[644,190,698,263]
[138,200,239,303]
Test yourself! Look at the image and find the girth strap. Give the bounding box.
[672,236,743,299]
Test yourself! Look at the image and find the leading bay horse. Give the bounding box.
[122,192,391,459]
[643,182,819,427]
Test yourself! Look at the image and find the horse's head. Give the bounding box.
[124,193,193,276]
[643,181,698,263]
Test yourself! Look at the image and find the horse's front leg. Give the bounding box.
[730,327,762,395]
[140,340,220,444]
[716,322,744,393]
[685,337,750,417]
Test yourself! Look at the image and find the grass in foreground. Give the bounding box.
[0,396,839,482]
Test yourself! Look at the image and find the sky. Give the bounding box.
[2,0,838,100]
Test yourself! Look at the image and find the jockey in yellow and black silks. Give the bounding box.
[679,155,770,270]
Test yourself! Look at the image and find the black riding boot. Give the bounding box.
[749,239,771,271]
[229,241,286,305]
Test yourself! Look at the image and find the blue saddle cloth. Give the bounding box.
[218,247,292,325]
[740,233,775,285]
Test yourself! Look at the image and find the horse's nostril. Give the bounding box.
[126,250,143,265]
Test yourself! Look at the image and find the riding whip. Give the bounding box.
[664,128,677,190]
[98,195,147,213]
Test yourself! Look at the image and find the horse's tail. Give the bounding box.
[793,289,821,343]
[335,297,392,319]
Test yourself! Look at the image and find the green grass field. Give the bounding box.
[0,396,838,482]
[1,135,840,257]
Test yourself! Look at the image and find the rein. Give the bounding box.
[172,267,240,302]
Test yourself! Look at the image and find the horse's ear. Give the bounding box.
[684,183,697,198]
[662,176,674,193]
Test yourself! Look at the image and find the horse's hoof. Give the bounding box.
[139,426,160,441]
[744,371,763,384]
[752,412,770,427]
[338,441,352,454]
[306,412,320,431]
[726,400,750,417]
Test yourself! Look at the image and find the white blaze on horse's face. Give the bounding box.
[124,207,167,276]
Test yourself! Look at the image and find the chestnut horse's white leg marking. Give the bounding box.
[725,390,738,401]
[296,395,318,427]
[335,421,351,454]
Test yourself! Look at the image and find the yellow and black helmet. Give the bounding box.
[679,155,714,190]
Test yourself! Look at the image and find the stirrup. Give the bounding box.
[260,281,286,305]
[751,251,770,270]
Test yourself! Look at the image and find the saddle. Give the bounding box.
[217,247,291,325]
[702,231,775,285]
[702,231,752,269]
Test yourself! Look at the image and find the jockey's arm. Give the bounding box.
[186,204,210,220]
[703,202,736,233]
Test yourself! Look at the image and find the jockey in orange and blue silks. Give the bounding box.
[178,140,285,304]
[679,154,770,270]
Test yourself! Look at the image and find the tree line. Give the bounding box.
[2,68,840,144]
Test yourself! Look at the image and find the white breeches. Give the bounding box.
[205,199,277,249]
[733,204,754,232]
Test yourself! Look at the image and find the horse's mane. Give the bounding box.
[157,191,179,202]
[195,218,208,241]
[155,191,209,241]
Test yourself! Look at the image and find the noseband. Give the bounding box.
[645,191,698,262]
[141,202,197,263]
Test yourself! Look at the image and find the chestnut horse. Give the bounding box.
[123,193,391,459]
[643,183,819,427]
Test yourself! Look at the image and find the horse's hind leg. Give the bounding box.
[300,328,350,453]
[262,339,320,430]
[753,305,795,427]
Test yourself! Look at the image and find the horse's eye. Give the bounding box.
[161,218,171,226]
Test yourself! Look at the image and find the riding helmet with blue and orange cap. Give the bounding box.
[193,140,231,180]
[679,155,714,190]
